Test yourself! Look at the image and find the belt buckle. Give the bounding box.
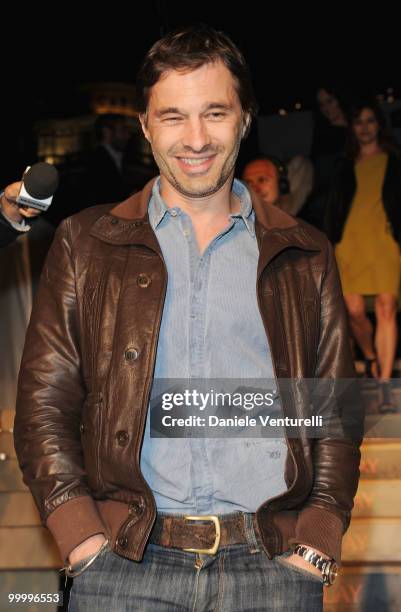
[182,515,221,555]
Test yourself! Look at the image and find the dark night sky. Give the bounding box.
[0,2,396,187]
[5,3,400,119]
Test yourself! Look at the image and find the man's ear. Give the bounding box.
[139,113,151,143]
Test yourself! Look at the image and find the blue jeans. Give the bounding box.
[68,513,323,611]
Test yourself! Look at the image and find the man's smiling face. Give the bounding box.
[140,60,248,199]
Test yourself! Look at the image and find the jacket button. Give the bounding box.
[116,430,129,446]
[125,348,139,361]
[79,423,85,434]
[137,273,151,288]
[129,501,143,515]
[110,217,119,225]
[117,536,128,549]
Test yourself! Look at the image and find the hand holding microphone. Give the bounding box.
[1,182,40,223]
[1,162,59,224]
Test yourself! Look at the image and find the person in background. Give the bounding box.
[242,155,314,215]
[324,99,401,413]
[85,113,132,206]
[45,114,132,227]
[300,85,350,229]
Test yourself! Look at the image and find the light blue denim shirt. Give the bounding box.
[140,177,288,514]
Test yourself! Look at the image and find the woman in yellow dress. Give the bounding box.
[325,100,401,413]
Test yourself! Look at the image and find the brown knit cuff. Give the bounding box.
[46,496,107,564]
[288,505,344,564]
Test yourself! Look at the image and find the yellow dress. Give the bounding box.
[335,152,401,296]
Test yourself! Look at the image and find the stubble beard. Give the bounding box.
[151,132,243,199]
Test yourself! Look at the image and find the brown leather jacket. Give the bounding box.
[14,178,362,566]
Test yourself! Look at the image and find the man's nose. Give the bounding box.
[182,119,211,152]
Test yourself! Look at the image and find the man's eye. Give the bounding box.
[207,112,226,119]
[163,116,182,122]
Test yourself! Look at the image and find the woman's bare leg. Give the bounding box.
[374,293,398,381]
[344,293,379,377]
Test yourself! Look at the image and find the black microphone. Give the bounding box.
[16,163,59,211]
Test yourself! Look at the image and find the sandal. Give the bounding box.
[378,381,398,414]
[364,356,379,379]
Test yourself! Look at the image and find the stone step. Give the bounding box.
[0,409,14,432]
[0,432,16,460]
[353,480,401,516]
[0,493,41,526]
[359,442,401,478]
[0,570,61,612]
[0,460,25,492]
[342,517,401,562]
[364,413,401,438]
[0,527,61,569]
[322,564,401,612]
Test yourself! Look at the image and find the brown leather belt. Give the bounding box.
[149,513,261,555]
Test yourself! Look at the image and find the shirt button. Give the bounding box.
[183,229,189,236]
[79,423,85,434]
[125,348,139,361]
[170,210,178,217]
[137,273,151,288]
[110,218,119,225]
[116,430,129,446]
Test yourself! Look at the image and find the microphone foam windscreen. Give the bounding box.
[24,162,60,199]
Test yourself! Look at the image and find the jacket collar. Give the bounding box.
[89,177,321,266]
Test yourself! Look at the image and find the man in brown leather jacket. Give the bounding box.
[15,25,363,612]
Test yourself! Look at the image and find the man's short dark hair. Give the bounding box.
[135,24,258,133]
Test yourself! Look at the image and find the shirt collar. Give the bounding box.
[230,178,255,236]
[148,177,255,237]
[148,178,169,229]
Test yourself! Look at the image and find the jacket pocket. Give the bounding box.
[82,263,110,380]
[275,550,323,584]
[69,541,110,578]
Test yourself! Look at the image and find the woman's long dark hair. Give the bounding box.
[315,83,351,127]
[344,99,397,161]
